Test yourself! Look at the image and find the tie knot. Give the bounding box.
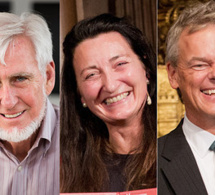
[209,141,215,151]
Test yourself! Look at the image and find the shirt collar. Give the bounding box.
[32,98,57,154]
[183,114,215,158]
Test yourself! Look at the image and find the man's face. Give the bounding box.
[0,35,55,142]
[167,25,215,129]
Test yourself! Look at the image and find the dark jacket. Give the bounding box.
[158,120,208,195]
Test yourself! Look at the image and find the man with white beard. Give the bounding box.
[0,12,59,195]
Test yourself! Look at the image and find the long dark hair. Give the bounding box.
[60,13,156,192]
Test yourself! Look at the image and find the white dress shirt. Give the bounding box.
[183,114,215,195]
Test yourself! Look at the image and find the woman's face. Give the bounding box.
[73,32,148,125]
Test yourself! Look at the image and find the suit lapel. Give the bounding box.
[160,120,208,194]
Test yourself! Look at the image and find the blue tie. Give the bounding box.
[209,141,215,151]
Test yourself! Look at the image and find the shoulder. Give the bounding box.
[158,120,184,194]
[158,134,167,155]
[158,119,184,155]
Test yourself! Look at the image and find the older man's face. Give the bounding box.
[167,25,215,129]
[0,35,54,141]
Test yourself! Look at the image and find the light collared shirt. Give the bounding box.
[183,114,215,195]
[0,99,59,195]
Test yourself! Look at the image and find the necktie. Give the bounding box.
[209,141,215,151]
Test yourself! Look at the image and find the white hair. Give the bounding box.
[0,12,53,75]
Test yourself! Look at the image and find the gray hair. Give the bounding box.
[0,12,53,75]
[166,0,215,67]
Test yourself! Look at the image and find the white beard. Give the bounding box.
[0,99,46,143]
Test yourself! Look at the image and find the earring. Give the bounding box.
[83,103,87,108]
[146,80,151,105]
[147,92,152,105]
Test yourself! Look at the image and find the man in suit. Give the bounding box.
[158,1,215,194]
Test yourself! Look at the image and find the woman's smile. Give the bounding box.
[104,92,130,105]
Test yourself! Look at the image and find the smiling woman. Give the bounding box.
[60,14,156,192]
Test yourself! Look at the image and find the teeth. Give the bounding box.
[105,92,129,105]
[3,111,23,119]
[202,89,215,95]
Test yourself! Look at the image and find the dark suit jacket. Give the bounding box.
[158,119,208,195]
